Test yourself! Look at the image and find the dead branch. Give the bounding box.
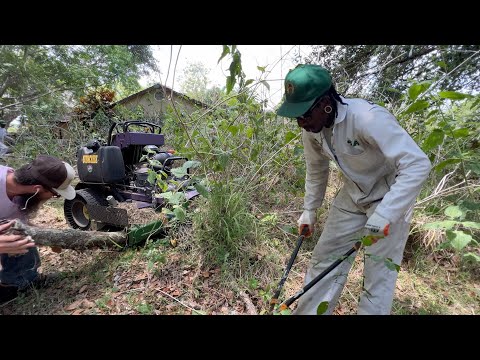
[10,219,128,250]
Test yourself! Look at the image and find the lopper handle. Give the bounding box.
[269,226,309,312]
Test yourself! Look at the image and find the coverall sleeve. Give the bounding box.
[302,130,330,211]
[359,108,432,223]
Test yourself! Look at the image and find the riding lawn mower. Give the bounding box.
[63,120,200,245]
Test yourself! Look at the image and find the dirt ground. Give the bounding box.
[0,202,269,315]
[1,199,479,315]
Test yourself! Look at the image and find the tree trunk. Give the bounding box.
[11,220,128,250]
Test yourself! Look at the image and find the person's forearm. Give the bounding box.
[304,159,329,211]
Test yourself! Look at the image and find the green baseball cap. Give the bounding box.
[276,64,332,118]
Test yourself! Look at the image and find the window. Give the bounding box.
[154,91,164,101]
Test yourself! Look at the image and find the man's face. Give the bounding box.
[37,186,60,200]
[21,186,59,215]
[296,97,333,133]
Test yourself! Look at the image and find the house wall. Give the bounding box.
[117,88,201,120]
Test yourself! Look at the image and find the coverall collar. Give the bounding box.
[332,96,348,126]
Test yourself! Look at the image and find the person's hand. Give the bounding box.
[0,220,35,255]
[363,212,390,245]
[297,210,316,237]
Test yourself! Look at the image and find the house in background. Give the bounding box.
[112,83,208,121]
[52,84,208,140]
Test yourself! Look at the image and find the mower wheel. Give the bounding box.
[64,188,108,230]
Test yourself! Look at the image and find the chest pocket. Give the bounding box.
[338,146,378,171]
[336,146,388,195]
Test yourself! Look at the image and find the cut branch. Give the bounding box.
[11,219,128,250]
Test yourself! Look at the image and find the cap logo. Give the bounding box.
[286,82,295,95]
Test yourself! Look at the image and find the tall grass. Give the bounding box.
[193,182,259,270]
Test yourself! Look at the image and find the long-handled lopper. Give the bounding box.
[275,240,362,313]
[269,226,309,313]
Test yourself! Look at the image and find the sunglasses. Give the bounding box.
[48,188,61,198]
[296,98,324,121]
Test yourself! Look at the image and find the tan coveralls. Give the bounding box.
[293,97,431,315]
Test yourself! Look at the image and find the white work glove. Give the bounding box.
[364,212,390,245]
[297,210,316,237]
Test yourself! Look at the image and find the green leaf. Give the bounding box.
[147,170,157,185]
[361,236,374,247]
[245,79,254,86]
[460,222,480,230]
[433,158,461,172]
[226,75,235,95]
[214,153,230,172]
[171,167,188,178]
[246,127,254,139]
[194,183,210,198]
[384,258,400,272]
[425,204,442,215]
[284,131,297,144]
[281,225,297,235]
[160,192,186,205]
[161,207,174,216]
[366,253,382,262]
[260,80,270,91]
[404,100,429,114]
[452,128,469,138]
[408,82,431,101]
[248,278,259,290]
[422,129,444,152]
[156,177,168,192]
[228,125,239,136]
[470,97,480,109]
[260,213,278,225]
[466,162,480,175]
[438,91,473,100]
[182,160,201,171]
[423,220,458,230]
[463,252,480,263]
[444,205,464,219]
[459,200,480,212]
[316,301,329,315]
[387,87,402,94]
[436,241,451,250]
[173,206,186,222]
[257,66,266,72]
[436,61,448,70]
[218,45,230,64]
[446,230,472,251]
[229,52,242,79]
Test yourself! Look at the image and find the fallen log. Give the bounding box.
[10,219,128,250]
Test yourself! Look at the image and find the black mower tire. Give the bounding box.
[64,188,109,231]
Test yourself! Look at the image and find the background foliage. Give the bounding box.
[1,45,478,314]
